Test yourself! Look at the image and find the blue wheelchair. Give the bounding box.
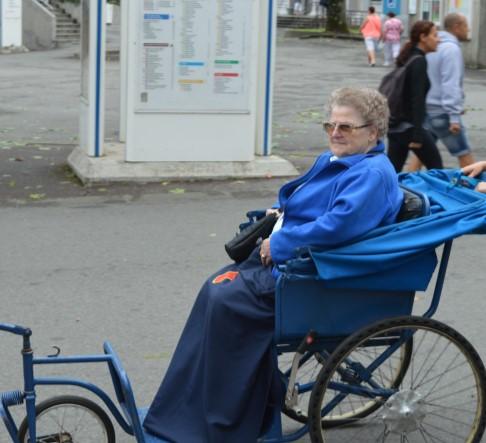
[1,170,486,443]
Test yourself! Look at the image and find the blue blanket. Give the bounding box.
[308,170,486,291]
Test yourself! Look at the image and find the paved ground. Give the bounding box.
[1,30,485,205]
[1,30,486,442]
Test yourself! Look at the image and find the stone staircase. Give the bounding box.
[277,15,326,29]
[48,0,81,45]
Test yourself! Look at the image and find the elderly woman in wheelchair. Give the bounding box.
[143,87,405,442]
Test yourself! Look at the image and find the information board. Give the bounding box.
[3,0,21,19]
[136,0,253,113]
[0,0,22,47]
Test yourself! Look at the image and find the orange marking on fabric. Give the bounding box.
[212,271,239,284]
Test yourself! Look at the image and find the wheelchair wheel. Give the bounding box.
[280,339,412,427]
[18,395,115,443]
[308,316,486,443]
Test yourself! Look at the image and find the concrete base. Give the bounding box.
[68,143,299,185]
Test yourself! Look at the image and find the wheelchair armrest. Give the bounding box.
[396,185,431,222]
[277,253,317,279]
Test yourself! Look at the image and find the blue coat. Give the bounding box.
[271,142,403,263]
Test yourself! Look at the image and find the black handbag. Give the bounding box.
[225,213,278,263]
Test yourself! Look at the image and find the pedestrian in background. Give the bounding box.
[360,6,382,67]
[387,21,443,172]
[408,13,475,171]
[382,12,403,67]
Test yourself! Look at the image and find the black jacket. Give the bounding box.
[400,47,430,143]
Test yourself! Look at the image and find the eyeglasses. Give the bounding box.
[323,121,371,135]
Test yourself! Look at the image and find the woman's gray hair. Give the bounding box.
[327,87,389,138]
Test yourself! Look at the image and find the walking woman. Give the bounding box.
[387,20,444,172]
[360,6,382,66]
[382,12,403,66]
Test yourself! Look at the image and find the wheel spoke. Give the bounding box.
[415,358,469,391]
[414,337,451,389]
[426,410,474,427]
[420,418,469,440]
[418,425,450,443]
[417,427,431,443]
[424,400,477,414]
[426,384,478,403]
[410,330,437,390]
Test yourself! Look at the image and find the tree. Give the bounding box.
[325,0,349,33]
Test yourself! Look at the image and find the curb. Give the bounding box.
[284,29,363,41]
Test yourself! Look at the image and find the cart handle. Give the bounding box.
[0,323,31,337]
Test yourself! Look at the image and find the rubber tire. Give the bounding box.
[281,351,326,423]
[308,316,486,443]
[18,395,115,443]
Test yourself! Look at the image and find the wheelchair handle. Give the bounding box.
[0,323,32,337]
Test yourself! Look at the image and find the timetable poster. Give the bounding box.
[136,0,253,113]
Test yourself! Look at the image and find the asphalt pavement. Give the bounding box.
[1,30,486,442]
[1,30,485,204]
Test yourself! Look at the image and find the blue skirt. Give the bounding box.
[143,249,282,442]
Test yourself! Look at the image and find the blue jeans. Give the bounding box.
[425,114,471,157]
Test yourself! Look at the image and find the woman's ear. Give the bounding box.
[369,126,379,141]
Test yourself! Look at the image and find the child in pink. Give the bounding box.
[383,12,404,66]
[360,6,382,66]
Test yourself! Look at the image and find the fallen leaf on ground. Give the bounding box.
[29,193,46,200]
[169,188,185,194]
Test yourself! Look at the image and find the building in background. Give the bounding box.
[278,0,485,67]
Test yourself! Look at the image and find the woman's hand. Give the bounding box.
[259,238,273,267]
[266,208,280,216]
[462,161,486,178]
